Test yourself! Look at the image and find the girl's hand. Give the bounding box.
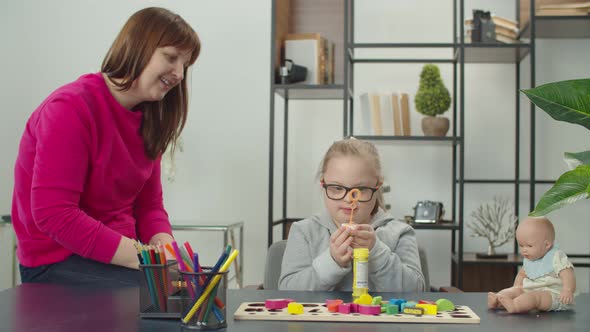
[560,289,574,304]
[330,225,353,268]
[350,224,376,250]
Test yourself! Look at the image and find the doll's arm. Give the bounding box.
[513,267,527,288]
[559,268,576,304]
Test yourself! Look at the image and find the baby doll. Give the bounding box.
[487,216,576,313]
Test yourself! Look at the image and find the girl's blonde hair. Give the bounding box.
[318,138,385,215]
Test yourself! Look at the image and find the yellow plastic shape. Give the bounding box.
[416,303,437,315]
[353,293,373,305]
[287,302,304,315]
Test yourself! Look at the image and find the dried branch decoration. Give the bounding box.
[467,196,517,255]
[162,136,184,183]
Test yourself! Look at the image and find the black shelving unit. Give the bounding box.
[268,0,349,248]
[446,0,535,289]
[268,0,586,290]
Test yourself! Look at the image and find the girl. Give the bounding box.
[279,138,425,291]
[12,7,200,286]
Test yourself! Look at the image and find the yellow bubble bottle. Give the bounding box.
[352,248,369,301]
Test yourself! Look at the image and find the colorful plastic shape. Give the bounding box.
[358,304,381,315]
[337,303,352,314]
[436,298,455,312]
[287,302,304,315]
[265,299,293,310]
[416,303,437,315]
[353,293,373,305]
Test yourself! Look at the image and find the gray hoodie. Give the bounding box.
[279,209,425,292]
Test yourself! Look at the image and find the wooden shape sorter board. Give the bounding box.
[234,302,480,324]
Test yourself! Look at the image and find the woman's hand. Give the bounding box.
[149,232,175,260]
[330,225,353,268]
[350,224,376,250]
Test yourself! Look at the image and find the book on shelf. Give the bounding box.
[391,94,402,136]
[284,33,333,84]
[400,93,411,136]
[539,1,590,9]
[495,25,519,39]
[359,93,382,135]
[536,0,590,15]
[540,1,590,9]
[463,34,522,44]
[325,41,335,84]
[465,26,519,42]
[380,94,394,136]
[359,92,412,136]
[359,93,371,135]
[491,15,518,32]
[465,15,520,42]
[536,7,590,15]
[370,94,383,135]
[465,16,519,33]
[329,42,335,84]
[495,34,520,44]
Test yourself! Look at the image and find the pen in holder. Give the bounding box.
[139,260,183,318]
[180,267,228,331]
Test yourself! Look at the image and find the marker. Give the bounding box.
[182,250,238,324]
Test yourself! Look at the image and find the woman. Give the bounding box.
[12,7,201,286]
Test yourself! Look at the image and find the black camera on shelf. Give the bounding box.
[277,59,307,84]
[471,9,496,43]
[413,201,444,223]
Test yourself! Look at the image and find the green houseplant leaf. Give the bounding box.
[521,79,590,130]
[564,151,590,170]
[521,78,590,216]
[530,165,590,216]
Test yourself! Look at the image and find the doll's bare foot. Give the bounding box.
[497,294,516,313]
[488,292,499,309]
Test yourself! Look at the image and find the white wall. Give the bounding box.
[0,0,588,292]
[0,0,270,289]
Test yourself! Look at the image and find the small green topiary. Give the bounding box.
[414,64,451,117]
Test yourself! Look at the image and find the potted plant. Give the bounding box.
[521,78,590,216]
[414,64,452,136]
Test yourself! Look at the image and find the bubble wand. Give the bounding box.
[348,188,361,226]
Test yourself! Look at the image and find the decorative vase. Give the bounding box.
[421,116,449,136]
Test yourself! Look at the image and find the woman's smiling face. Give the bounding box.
[134,46,191,102]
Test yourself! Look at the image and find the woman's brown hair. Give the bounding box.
[101,7,201,159]
[318,138,385,215]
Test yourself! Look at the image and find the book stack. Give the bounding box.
[464,15,520,44]
[537,2,590,16]
[284,33,335,85]
[359,92,411,136]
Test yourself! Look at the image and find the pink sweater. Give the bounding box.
[12,73,173,267]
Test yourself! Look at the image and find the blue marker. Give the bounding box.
[212,302,225,322]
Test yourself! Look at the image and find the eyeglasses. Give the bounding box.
[320,180,382,202]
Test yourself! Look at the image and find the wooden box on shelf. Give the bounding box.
[453,253,522,292]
